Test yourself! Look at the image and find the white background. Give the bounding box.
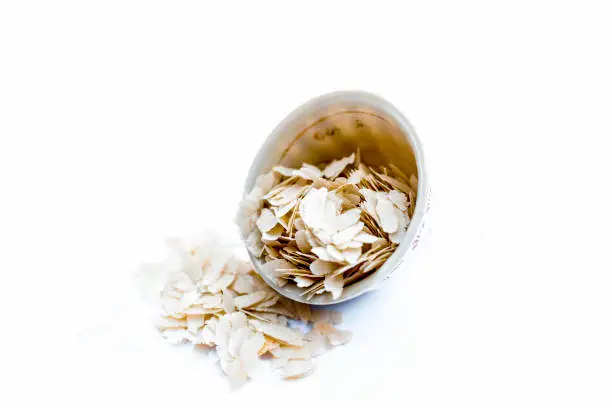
[1,1,611,406]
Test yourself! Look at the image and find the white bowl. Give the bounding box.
[243,90,430,305]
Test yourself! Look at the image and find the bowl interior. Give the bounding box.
[245,91,422,304]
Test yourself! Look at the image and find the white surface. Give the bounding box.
[1,1,611,406]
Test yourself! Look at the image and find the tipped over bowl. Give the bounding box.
[238,91,429,305]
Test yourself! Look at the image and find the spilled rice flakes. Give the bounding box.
[139,238,351,387]
[236,151,417,300]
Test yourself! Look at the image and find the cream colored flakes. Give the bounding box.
[256,294,281,309]
[334,208,362,231]
[249,319,304,347]
[388,189,408,211]
[221,359,248,388]
[194,293,223,307]
[139,238,351,387]
[281,360,315,380]
[186,314,205,333]
[238,152,418,300]
[342,247,362,264]
[206,272,235,293]
[295,229,312,253]
[197,325,216,346]
[324,274,344,300]
[376,195,399,233]
[261,258,291,287]
[261,224,284,242]
[273,165,297,177]
[183,305,215,315]
[355,231,379,244]
[234,291,268,309]
[240,332,266,373]
[244,230,264,258]
[298,163,322,180]
[200,250,232,286]
[256,208,278,233]
[294,276,316,287]
[256,171,280,195]
[161,296,183,315]
[310,259,337,276]
[228,326,251,356]
[259,337,281,355]
[269,346,312,362]
[299,187,329,230]
[222,290,235,314]
[322,152,355,179]
[332,221,364,246]
[313,321,353,346]
[267,184,305,207]
[180,290,200,309]
[324,245,343,263]
[347,168,364,185]
[311,246,336,262]
[231,274,257,294]
[275,199,297,218]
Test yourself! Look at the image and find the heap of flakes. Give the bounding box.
[237,152,417,300]
[139,238,351,387]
